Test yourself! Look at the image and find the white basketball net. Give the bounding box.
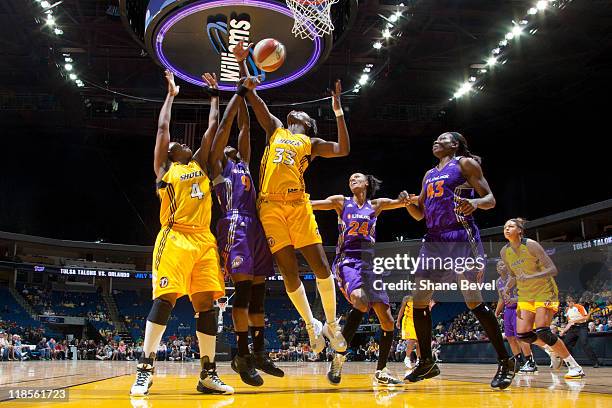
[286,0,338,40]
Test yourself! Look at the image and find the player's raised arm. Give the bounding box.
[154,70,179,180]
[310,195,344,213]
[234,42,282,141]
[208,94,244,179]
[232,40,251,79]
[456,157,496,215]
[193,73,219,172]
[311,80,350,158]
[237,93,251,165]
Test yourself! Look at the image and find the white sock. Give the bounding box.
[287,283,315,323]
[143,320,166,360]
[196,331,216,362]
[563,355,580,369]
[316,275,337,323]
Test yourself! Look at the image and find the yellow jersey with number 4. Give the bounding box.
[157,160,212,233]
[259,128,311,201]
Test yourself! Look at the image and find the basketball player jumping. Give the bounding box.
[233,41,347,355]
[208,75,284,386]
[501,218,585,379]
[311,173,406,386]
[130,70,233,396]
[402,132,516,389]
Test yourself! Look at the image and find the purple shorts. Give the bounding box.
[333,255,389,306]
[216,213,274,277]
[503,306,517,337]
[414,223,485,284]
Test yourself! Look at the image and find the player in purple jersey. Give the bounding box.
[494,260,526,366]
[311,173,406,387]
[209,77,283,387]
[402,132,516,389]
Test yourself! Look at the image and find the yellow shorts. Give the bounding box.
[401,317,416,340]
[517,301,559,314]
[152,228,224,300]
[258,195,322,254]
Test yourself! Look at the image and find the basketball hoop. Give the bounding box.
[286,0,338,40]
[216,298,227,333]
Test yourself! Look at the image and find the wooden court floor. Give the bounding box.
[0,360,610,407]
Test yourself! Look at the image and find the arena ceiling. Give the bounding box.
[1,0,610,138]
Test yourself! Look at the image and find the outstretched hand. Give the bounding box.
[165,70,179,96]
[330,79,342,111]
[232,40,253,62]
[201,72,218,91]
[399,190,419,205]
[243,75,263,90]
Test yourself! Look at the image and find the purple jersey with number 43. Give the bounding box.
[423,156,475,231]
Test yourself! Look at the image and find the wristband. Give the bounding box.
[236,85,249,97]
[334,109,344,117]
[206,87,220,97]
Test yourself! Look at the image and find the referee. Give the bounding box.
[560,296,599,368]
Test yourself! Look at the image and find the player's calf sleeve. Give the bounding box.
[413,307,433,359]
[377,330,394,371]
[316,275,337,323]
[341,308,365,354]
[249,283,266,353]
[471,303,509,360]
[248,283,266,315]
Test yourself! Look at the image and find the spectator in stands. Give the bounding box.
[11,334,23,361]
[0,331,9,361]
[37,337,51,360]
[157,342,167,361]
[395,339,406,363]
[47,338,57,359]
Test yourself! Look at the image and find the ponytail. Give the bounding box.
[365,175,382,199]
[306,118,318,138]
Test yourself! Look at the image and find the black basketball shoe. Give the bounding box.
[404,358,440,383]
[253,351,284,377]
[231,354,264,387]
[491,358,516,389]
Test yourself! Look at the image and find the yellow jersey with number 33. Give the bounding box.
[259,128,311,200]
[157,160,212,233]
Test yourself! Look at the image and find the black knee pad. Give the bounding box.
[248,283,266,314]
[232,280,253,309]
[535,327,558,346]
[196,309,217,335]
[147,298,173,325]
[517,331,538,344]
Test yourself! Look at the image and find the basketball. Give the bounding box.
[253,38,286,72]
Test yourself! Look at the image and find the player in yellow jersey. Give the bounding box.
[233,41,349,357]
[397,296,418,369]
[501,218,584,379]
[130,70,233,397]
